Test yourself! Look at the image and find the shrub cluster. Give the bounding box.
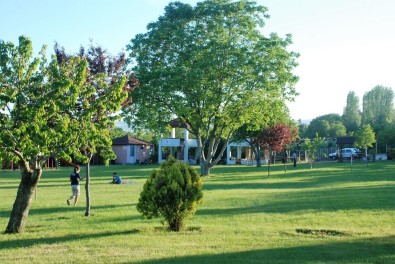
[136,156,203,231]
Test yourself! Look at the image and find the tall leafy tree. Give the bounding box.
[0,36,87,233]
[361,85,395,132]
[306,114,345,138]
[0,36,133,233]
[124,0,299,175]
[342,91,361,133]
[355,124,376,157]
[54,43,136,216]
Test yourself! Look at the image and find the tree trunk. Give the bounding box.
[254,144,262,167]
[5,164,42,234]
[200,161,211,176]
[85,156,92,216]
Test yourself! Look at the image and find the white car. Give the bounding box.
[340,148,362,159]
[329,151,338,160]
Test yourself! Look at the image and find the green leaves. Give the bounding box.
[125,0,299,174]
[302,134,325,168]
[362,85,395,132]
[0,36,132,168]
[137,156,203,231]
[355,124,376,151]
[1,36,83,164]
[342,91,361,133]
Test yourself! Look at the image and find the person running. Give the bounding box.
[67,166,83,206]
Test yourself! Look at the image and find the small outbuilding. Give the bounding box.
[112,135,152,164]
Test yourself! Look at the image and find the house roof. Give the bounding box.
[112,135,152,146]
[336,136,355,145]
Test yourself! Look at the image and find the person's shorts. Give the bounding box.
[71,185,80,196]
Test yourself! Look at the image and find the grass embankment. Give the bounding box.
[0,161,394,263]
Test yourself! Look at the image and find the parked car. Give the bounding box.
[329,151,338,160]
[340,148,364,159]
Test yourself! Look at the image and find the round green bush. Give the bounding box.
[136,156,203,231]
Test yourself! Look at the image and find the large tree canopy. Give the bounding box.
[0,36,88,233]
[362,85,395,132]
[305,114,346,139]
[124,0,298,175]
[0,36,132,233]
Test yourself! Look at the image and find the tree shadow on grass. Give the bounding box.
[197,185,394,215]
[0,203,137,220]
[203,162,394,191]
[0,229,139,250]
[132,236,395,264]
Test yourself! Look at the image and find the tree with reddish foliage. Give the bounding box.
[257,123,297,176]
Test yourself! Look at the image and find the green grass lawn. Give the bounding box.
[0,161,394,263]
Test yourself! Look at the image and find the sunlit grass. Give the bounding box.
[0,161,394,263]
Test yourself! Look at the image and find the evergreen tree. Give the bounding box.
[137,156,203,231]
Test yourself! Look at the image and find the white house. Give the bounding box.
[158,119,198,164]
[158,119,268,165]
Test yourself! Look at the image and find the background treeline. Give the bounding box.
[298,85,395,153]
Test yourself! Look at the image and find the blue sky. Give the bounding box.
[1,0,395,122]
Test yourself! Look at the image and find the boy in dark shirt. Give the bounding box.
[67,166,83,206]
[112,172,122,184]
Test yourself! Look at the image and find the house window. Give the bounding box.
[130,146,135,157]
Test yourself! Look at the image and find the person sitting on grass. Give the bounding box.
[112,172,122,184]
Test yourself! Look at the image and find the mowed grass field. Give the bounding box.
[0,161,394,263]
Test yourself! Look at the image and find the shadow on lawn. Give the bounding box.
[197,184,394,215]
[203,162,394,191]
[0,229,139,250]
[0,203,136,220]
[132,236,395,264]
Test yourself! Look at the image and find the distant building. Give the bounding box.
[112,135,152,164]
[158,119,198,164]
[158,119,266,165]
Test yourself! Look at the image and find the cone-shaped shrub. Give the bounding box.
[137,156,203,231]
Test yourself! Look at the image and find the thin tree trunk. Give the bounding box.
[247,141,261,168]
[85,155,92,216]
[5,164,42,233]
